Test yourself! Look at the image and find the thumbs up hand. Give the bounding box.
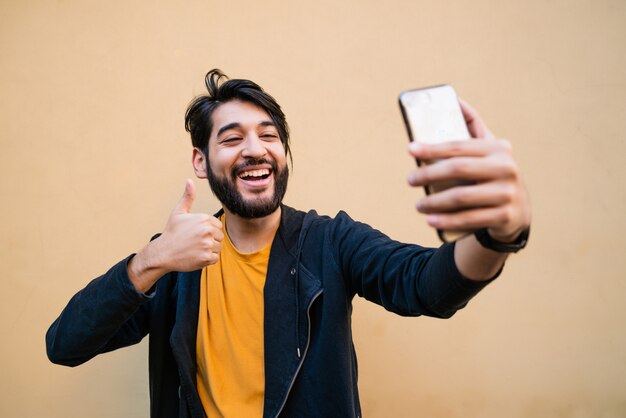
[158,179,224,272]
[127,180,223,293]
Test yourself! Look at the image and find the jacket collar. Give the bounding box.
[211,204,302,255]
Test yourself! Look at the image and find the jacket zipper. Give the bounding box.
[178,371,199,418]
[273,288,323,418]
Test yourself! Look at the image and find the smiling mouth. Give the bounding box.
[238,168,272,181]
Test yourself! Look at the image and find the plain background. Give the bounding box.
[2,0,625,417]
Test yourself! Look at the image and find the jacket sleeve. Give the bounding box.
[331,211,496,318]
[46,256,154,367]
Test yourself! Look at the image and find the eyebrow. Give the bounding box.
[216,122,241,138]
[216,120,276,138]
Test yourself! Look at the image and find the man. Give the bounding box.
[46,69,531,418]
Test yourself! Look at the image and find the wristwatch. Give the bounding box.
[474,227,530,253]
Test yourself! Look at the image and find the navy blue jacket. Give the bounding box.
[46,205,493,418]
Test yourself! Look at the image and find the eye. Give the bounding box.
[260,133,279,140]
[221,136,242,144]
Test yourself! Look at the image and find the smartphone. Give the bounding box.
[398,84,471,243]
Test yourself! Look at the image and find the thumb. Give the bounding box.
[173,179,196,214]
[459,98,495,140]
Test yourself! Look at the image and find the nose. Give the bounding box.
[241,134,267,159]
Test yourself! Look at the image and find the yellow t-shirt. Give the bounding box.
[196,217,271,418]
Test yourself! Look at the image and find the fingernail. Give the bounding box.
[427,215,440,225]
[408,142,422,152]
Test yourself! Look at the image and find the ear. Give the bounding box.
[192,147,208,179]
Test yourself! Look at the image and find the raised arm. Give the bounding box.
[46,180,223,366]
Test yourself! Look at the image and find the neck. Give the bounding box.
[223,206,281,253]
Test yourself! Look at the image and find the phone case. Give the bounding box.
[398,85,472,243]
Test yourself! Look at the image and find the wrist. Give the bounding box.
[475,226,530,253]
[487,227,526,244]
[128,241,170,293]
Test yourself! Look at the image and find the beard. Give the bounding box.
[207,157,289,219]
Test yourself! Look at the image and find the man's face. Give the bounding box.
[203,100,288,218]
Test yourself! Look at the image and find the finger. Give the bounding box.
[207,216,223,230]
[210,241,222,253]
[416,182,516,214]
[408,155,517,186]
[426,206,513,231]
[194,220,224,242]
[212,228,225,242]
[173,179,196,214]
[203,252,220,266]
[408,138,510,161]
[458,98,495,139]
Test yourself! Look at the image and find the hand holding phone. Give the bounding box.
[399,85,472,242]
[399,86,531,245]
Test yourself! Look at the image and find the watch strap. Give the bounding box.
[474,227,530,253]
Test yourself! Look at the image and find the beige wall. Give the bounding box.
[2,0,625,416]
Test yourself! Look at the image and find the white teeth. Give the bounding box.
[239,168,270,178]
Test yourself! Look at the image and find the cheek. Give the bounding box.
[267,143,287,163]
[209,149,239,172]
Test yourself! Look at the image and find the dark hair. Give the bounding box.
[184,69,291,163]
